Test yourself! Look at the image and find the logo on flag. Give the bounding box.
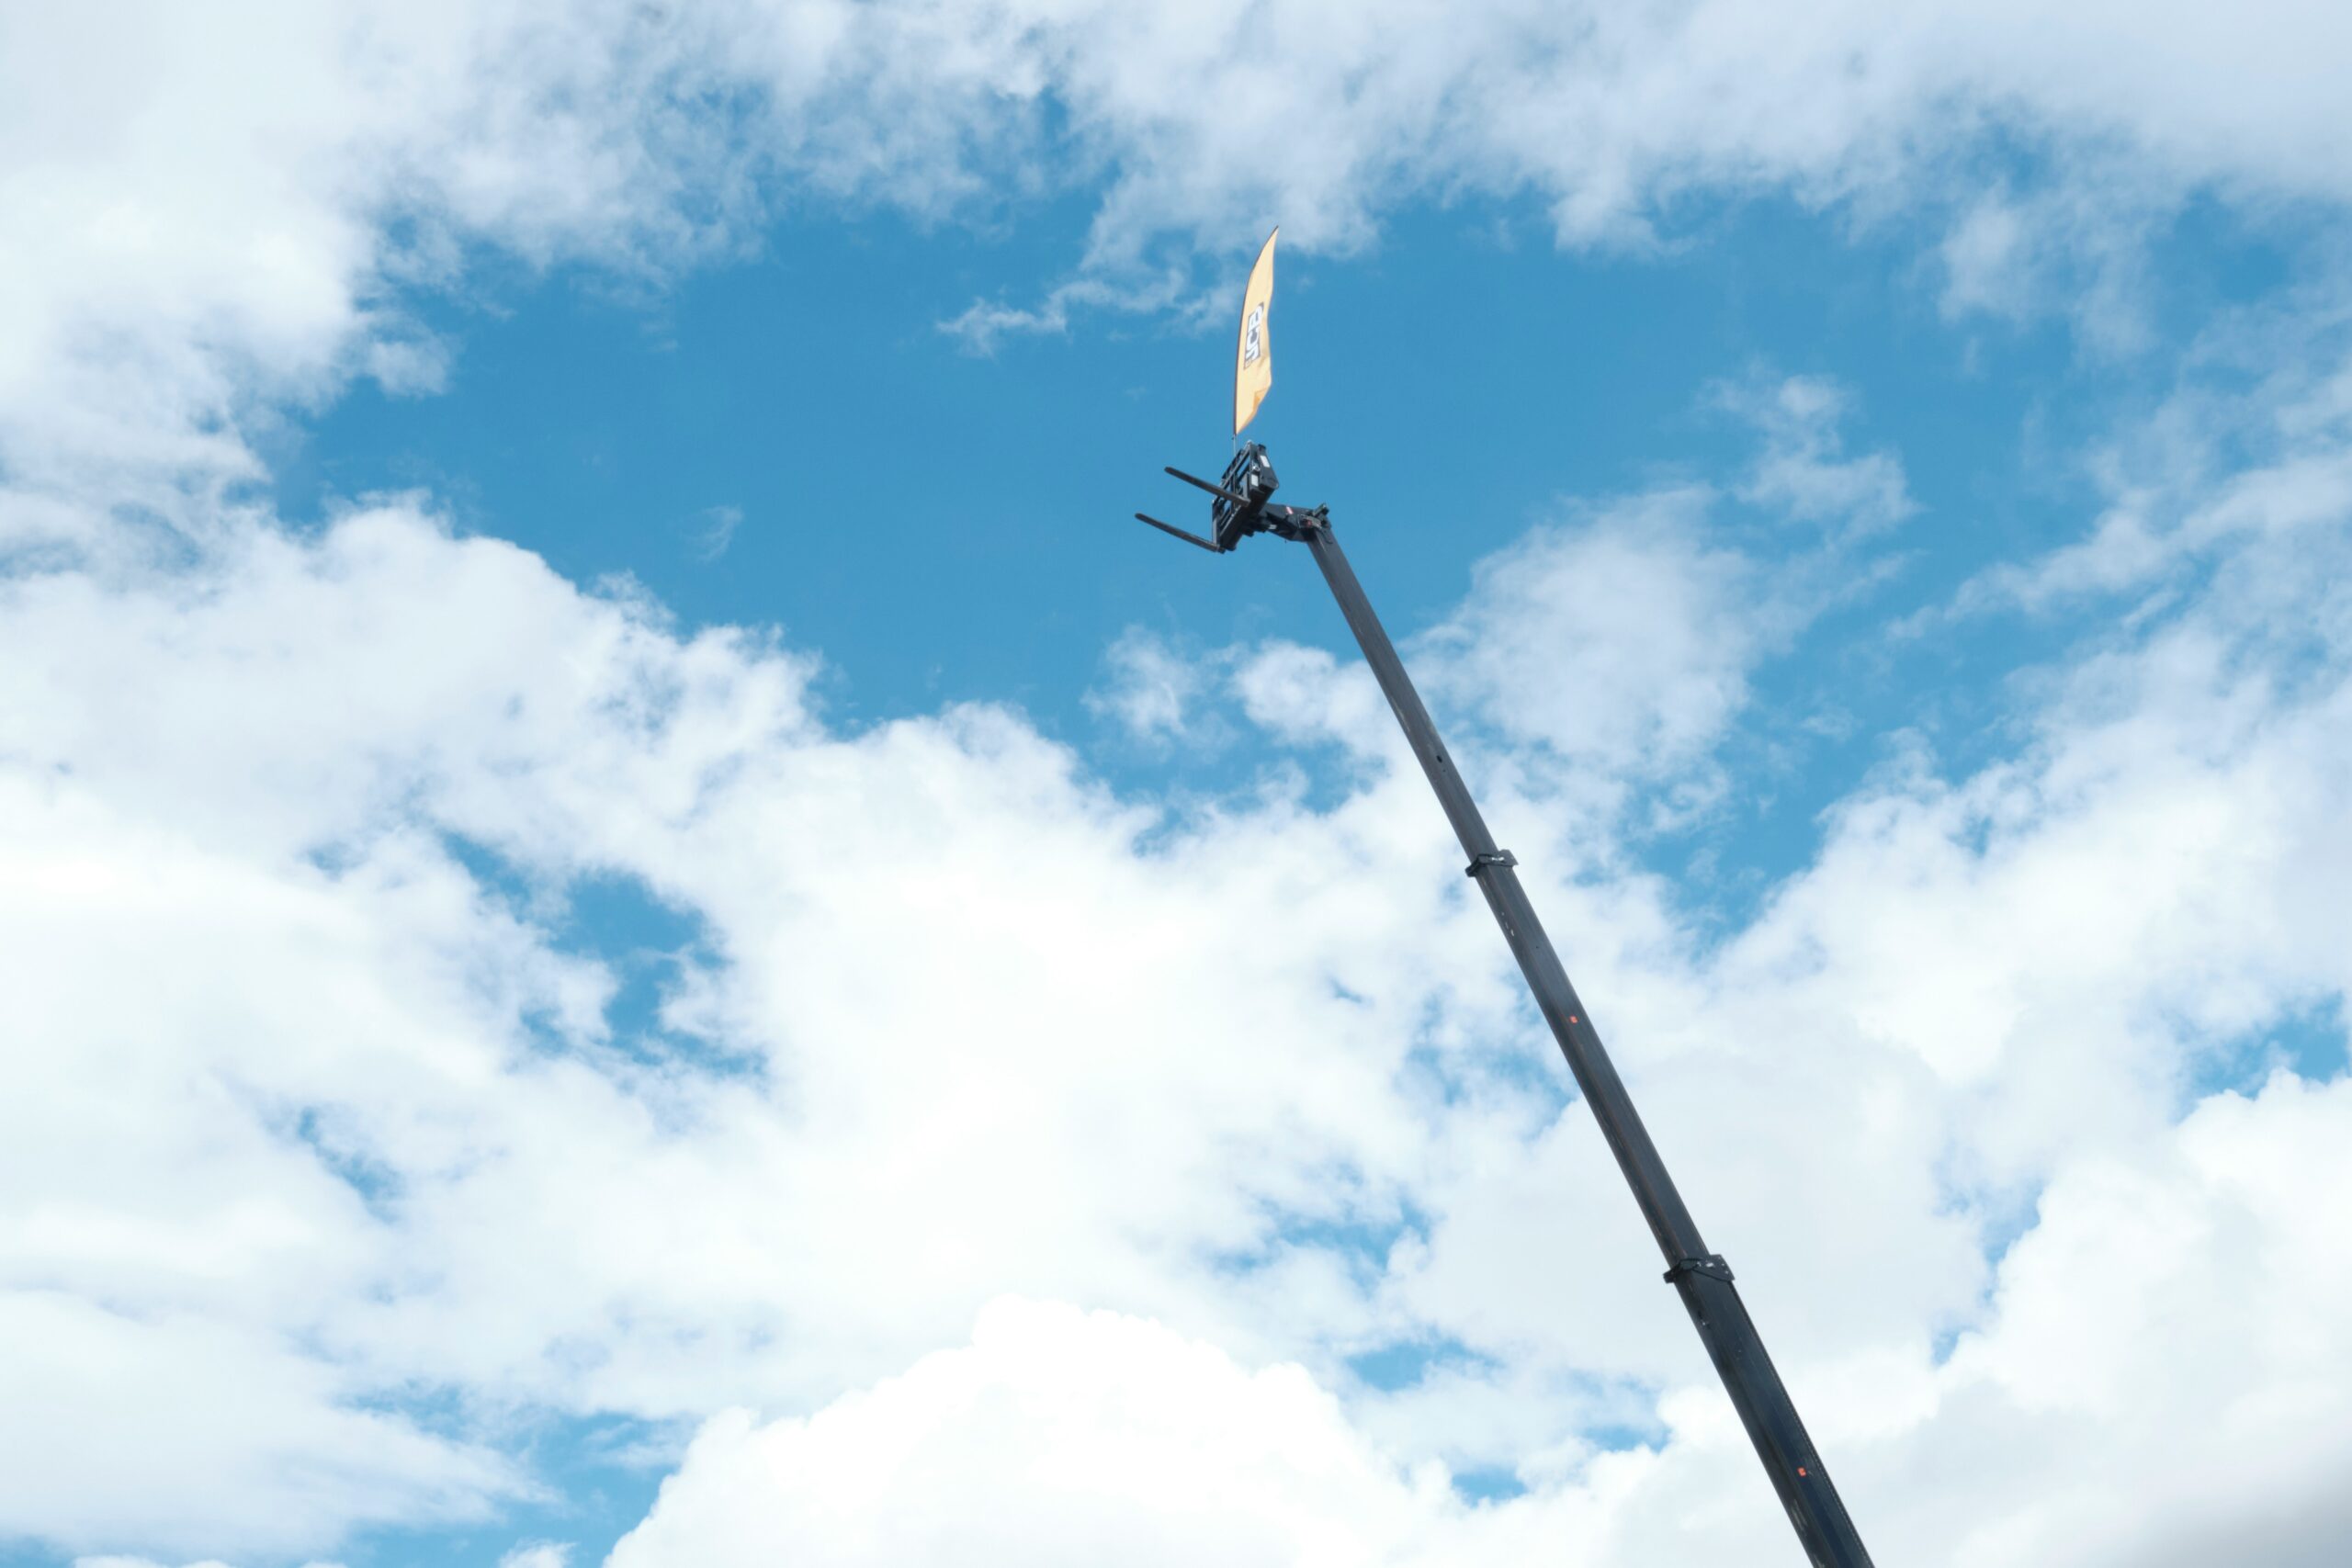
[1233,227,1278,435]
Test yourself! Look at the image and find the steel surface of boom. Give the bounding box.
[1302,519,1873,1565]
[1133,446,1876,1563]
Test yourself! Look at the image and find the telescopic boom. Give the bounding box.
[1136,445,1874,1567]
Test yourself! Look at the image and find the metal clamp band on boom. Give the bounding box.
[1663,1253,1736,1286]
[1464,850,1518,878]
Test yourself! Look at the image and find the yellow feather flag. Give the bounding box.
[1233,227,1278,435]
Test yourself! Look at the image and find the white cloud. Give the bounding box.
[9,5,2352,1565]
[937,270,1201,355]
[1087,627,1212,744]
[1939,300,2352,623]
[15,341,2352,1560]
[1914,1073,2352,1566]
[0,1,763,515]
[0,1284,513,1553]
[1420,488,1765,781]
[6,0,2349,532]
[607,1071,2352,1568]
[500,1543,573,1568]
[1932,174,2180,351]
[12,373,2352,1562]
[0,498,1500,1551]
[608,1300,1471,1568]
[1405,377,1905,807]
[692,504,742,562]
[1724,376,1917,540]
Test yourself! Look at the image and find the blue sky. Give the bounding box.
[282,193,2137,879]
[6,6,2352,1568]
[268,182,2302,957]
[278,194,2091,714]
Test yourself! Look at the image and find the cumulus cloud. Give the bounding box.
[609,1301,1470,1568]
[0,1291,514,1555]
[1421,489,1764,780]
[11,357,2352,1561]
[9,2,2352,1565]
[610,1073,2352,1568]
[0,498,1505,1551]
[0,1,763,517]
[6,0,2348,529]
